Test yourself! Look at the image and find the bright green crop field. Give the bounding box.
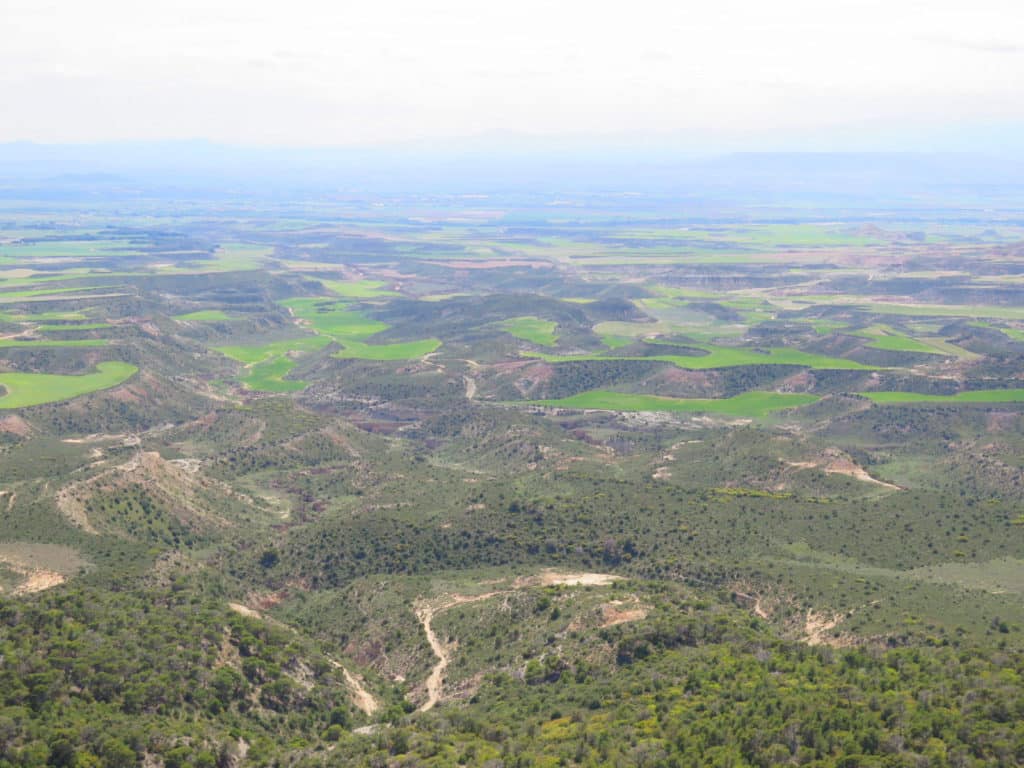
[174,310,232,322]
[0,361,137,408]
[36,323,112,332]
[855,327,942,354]
[216,337,333,392]
[332,338,441,360]
[320,279,398,298]
[531,390,820,417]
[0,338,109,349]
[155,244,272,274]
[998,327,1024,341]
[862,389,1024,404]
[242,356,308,393]
[0,310,87,322]
[0,285,106,302]
[282,297,440,360]
[529,343,874,370]
[216,298,440,390]
[601,334,633,349]
[280,298,389,339]
[215,336,332,365]
[498,316,559,346]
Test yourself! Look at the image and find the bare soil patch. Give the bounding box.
[515,570,619,588]
[413,570,621,710]
[228,602,263,619]
[0,415,32,436]
[0,542,87,595]
[599,600,648,627]
[340,666,380,715]
[802,609,855,647]
[786,447,901,490]
[56,450,249,535]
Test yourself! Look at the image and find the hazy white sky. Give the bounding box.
[3,0,1023,148]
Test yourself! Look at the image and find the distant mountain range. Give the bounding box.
[1,141,1023,204]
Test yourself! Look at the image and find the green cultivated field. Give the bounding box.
[498,316,559,346]
[155,243,273,273]
[321,279,398,298]
[0,338,109,349]
[791,296,1024,321]
[1002,327,1024,341]
[0,239,138,260]
[855,327,942,354]
[852,325,976,358]
[174,310,232,322]
[280,298,389,339]
[0,361,137,408]
[531,343,873,370]
[216,337,331,392]
[36,322,111,331]
[216,297,442,390]
[0,284,107,302]
[601,334,633,349]
[333,338,441,360]
[282,297,440,361]
[863,388,1024,404]
[533,390,820,416]
[243,356,308,392]
[216,337,332,364]
[0,310,87,322]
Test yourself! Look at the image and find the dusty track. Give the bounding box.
[414,592,500,712]
[414,571,619,711]
[338,665,380,715]
[228,602,381,715]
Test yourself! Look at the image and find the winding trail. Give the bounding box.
[227,601,380,715]
[414,602,447,713]
[415,592,499,712]
[338,664,380,715]
[414,571,619,712]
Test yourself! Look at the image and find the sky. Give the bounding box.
[3,0,1024,151]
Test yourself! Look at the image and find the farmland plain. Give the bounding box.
[0,182,1023,766]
